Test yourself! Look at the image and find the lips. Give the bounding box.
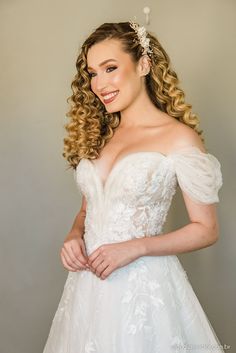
[101,90,119,97]
[102,90,119,104]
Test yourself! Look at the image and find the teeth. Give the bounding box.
[103,91,118,100]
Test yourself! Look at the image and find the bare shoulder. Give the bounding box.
[167,120,206,153]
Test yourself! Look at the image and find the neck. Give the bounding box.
[119,89,162,128]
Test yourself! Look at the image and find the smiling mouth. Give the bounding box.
[103,90,119,104]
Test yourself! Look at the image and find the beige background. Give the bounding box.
[0,0,235,352]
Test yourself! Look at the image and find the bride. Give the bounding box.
[43,21,224,353]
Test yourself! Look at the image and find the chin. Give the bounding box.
[104,101,130,114]
[104,103,121,114]
[105,107,120,114]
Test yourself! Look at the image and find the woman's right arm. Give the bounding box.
[69,195,87,238]
[60,195,90,272]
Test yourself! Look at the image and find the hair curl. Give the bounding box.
[63,21,204,170]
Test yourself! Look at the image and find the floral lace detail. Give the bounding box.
[121,258,163,337]
[75,155,178,255]
[52,272,76,324]
[84,341,97,353]
[119,256,189,346]
[74,149,222,256]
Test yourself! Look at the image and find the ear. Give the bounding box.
[138,54,151,77]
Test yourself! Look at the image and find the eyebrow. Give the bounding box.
[87,59,118,71]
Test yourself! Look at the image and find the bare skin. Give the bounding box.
[90,113,183,187]
[61,39,219,280]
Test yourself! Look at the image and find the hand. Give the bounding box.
[87,238,144,280]
[60,231,90,272]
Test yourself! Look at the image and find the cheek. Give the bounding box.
[112,70,126,86]
[112,67,137,88]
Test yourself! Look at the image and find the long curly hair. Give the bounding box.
[63,21,204,170]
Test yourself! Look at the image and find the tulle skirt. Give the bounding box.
[43,255,224,353]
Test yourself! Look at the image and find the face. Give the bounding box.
[86,39,150,113]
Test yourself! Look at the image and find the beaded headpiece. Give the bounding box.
[129,20,153,56]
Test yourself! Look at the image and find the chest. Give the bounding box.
[93,131,172,186]
[76,153,178,207]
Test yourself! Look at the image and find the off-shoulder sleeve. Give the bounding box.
[170,146,223,204]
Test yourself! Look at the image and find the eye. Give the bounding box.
[106,66,117,73]
[88,66,117,78]
[88,72,96,78]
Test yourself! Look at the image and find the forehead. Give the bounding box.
[87,39,130,69]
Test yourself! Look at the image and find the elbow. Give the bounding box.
[209,234,219,246]
[207,222,220,245]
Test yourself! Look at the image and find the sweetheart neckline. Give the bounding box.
[85,151,167,192]
[81,146,207,192]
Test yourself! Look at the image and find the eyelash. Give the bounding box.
[88,66,117,78]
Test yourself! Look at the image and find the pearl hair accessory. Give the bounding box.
[129,20,153,56]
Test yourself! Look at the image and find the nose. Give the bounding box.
[93,73,109,95]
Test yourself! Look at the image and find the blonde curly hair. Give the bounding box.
[63,21,204,170]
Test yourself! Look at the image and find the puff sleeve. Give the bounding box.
[170,146,223,204]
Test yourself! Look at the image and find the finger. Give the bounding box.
[90,253,104,271]
[72,240,88,265]
[64,244,86,269]
[61,248,78,270]
[60,250,77,271]
[70,243,88,267]
[61,247,84,270]
[95,260,109,277]
[87,246,103,264]
[100,265,113,280]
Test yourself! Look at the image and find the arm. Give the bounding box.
[87,128,222,279]
[138,125,220,257]
[69,195,87,239]
[61,195,88,272]
[87,195,220,280]
[139,191,219,257]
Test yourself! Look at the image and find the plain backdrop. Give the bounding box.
[0,0,235,352]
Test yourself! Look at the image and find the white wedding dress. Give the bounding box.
[43,146,224,353]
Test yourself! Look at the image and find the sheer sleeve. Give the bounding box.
[170,146,223,204]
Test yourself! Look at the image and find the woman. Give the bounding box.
[43,21,224,352]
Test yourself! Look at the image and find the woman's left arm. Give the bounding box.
[138,191,219,257]
[87,192,220,279]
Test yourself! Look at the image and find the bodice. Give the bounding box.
[74,146,223,255]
